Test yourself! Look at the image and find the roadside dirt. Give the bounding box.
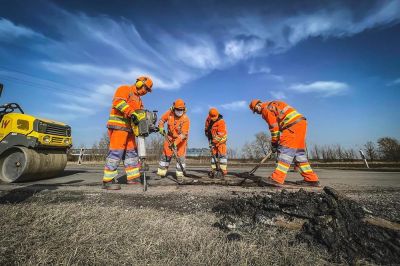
[1,181,399,265]
[213,187,400,265]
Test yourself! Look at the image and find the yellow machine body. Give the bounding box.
[0,113,72,147]
[0,109,72,183]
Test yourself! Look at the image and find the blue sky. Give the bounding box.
[0,0,399,150]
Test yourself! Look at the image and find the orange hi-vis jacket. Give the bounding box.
[260,100,305,144]
[107,85,143,132]
[205,115,227,146]
[159,110,190,145]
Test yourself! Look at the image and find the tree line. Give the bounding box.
[241,133,400,162]
[73,132,400,162]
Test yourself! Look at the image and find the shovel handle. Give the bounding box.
[164,135,186,176]
[249,151,273,175]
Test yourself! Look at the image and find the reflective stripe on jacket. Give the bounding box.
[261,100,305,144]
[205,116,227,145]
[106,85,143,131]
[158,110,190,145]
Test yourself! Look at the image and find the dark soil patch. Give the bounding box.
[213,187,400,265]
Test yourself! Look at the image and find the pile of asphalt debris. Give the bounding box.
[213,187,400,265]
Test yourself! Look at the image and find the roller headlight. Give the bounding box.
[43,135,51,144]
[38,121,47,133]
[64,138,70,145]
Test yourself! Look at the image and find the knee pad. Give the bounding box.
[105,157,120,170]
[124,157,139,167]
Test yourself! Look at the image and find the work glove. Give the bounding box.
[271,142,279,153]
[208,141,214,149]
[131,111,146,125]
[169,142,177,150]
[158,127,166,136]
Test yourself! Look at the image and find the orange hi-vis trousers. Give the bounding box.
[157,137,187,177]
[271,120,319,184]
[211,143,228,174]
[103,129,141,183]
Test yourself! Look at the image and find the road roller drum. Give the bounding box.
[0,147,67,182]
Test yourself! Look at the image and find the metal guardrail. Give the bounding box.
[68,148,212,164]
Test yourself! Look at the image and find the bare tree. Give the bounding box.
[254,132,271,156]
[311,144,321,160]
[377,137,400,161]
[227,148,238,159]
[241,132,272,160]
[98,132,110,158]
[146,134,164,160]
[242,142,255,159]
[364,141,378,162]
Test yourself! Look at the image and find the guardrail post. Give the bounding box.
[359,150,369,168]
[78,148,85,165]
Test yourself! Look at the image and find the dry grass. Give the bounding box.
[0,191,330,265]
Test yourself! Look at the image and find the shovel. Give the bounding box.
[209,141,224,179]
[239,151,273,184]
[164,135,188,177]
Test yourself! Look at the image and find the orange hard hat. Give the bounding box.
[249,99,262,113]
[173,99,186,110]
[136,76,153,92]
[209,108,219,119]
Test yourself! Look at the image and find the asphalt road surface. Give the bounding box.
[0,165,399,193]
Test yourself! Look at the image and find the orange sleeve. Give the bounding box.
[261,108,280,144]
[112,86,135,118]
[204,117,211,137]
[158,110,171,128]
[175,116,190,145]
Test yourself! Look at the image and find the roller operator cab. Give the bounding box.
[0,84,72,182]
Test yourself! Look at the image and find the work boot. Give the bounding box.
[157,168,167,178]
[102,179,121,190]
[295,180,320,187]
[214,171,224,180]
[127,178,141,185]
[259,176,282,187]
[208,170,215,178]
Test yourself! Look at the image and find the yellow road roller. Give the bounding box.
[0,84,72,182]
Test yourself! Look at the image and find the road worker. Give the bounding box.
[249,99,319,187]
[157,99,190,180]
[205,108,228,177]
[103,76,153,190]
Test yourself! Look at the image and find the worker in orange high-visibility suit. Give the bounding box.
[249,99,319,187]
[205,108,228,177]
[103,76,153,190]
[157,99,190,179]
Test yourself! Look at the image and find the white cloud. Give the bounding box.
[58,103,95,114]
[224,37,265,61]
[289,81,349,97]
[248,64,271,75]
[247,64,284,82]
[175,37,221,70]
[4,1,400,121]
[387,78,400,86]
[230,0,400,56]
[220,100,247,111]
[269,90,287,99]
[0,18,44,41]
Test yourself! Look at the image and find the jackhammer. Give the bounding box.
[132,109,158,191]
